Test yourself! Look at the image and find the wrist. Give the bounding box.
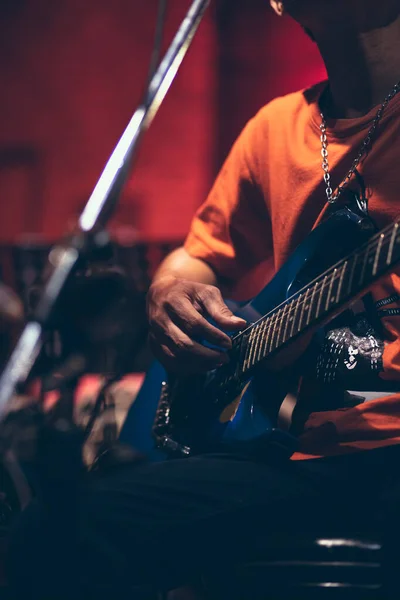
[150,272,179,289]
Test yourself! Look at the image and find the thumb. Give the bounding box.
[199,288,247,330]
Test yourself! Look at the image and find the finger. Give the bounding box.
[195,288,246,331]
[149,335,227,374]
[165,300,233,349]
[160,322,229,363]
[149,326,229,371]
[152,342,225,374]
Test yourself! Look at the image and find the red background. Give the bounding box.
[0,0,326,245]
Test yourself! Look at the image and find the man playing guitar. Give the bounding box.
[8,1,400,597]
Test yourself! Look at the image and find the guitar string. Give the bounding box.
[247,253,389,356]
[241,264,374,372]
[233,221,400,346]
[239,229,400,369]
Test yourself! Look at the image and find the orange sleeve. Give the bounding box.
[184,111,273,289]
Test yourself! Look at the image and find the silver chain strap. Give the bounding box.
[320,82,400,204]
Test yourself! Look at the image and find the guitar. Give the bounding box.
[120,196,400,460]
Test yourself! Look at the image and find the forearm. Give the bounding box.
[153,247,220,288]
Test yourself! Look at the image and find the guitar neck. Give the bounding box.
[235,218,400,377]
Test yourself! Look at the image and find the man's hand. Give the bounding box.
[147,275,246,373]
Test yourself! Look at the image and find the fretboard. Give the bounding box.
[235,219,400,378]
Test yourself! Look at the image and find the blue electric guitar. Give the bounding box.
[120,196,400,460]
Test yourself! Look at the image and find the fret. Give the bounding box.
[255,321,267,367]
[290,294,302,337]
[274,305,286,348]
[256,319,268,364]
[261,318,271,360]
[252,323,263,367]
[325,268,338,312]
[298,288,311,332]
[387,223,399,265]
[262,315,275,361]
[282,299,294,342]
[258,318,270,363]
[264,315,275,357]
[249,325,260,370]
[262,316,273,358]
[242,334,253,373]
[253,321,262,365]
[272,310,283,351]
[319,275,333,317]
[264,314,276,356]
[278,303,290,345]
[336,261,347,304]
[315,276,327,319]
[373,234,385,276]
[267,312,279,355]
[307,281,319,326]
[268,313,278,354]
[243,328,256,371]
[247,324,260,370]
[257,321,267,363]
[272,310,282,352]
[331,266,343,307]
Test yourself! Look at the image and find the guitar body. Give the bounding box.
[121,199,378,459]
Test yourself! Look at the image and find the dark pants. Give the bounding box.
[7,446,400,599]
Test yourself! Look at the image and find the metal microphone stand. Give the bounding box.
[0,0,210,418]
[0,0,211,515]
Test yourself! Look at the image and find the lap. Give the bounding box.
[8,446,400,599]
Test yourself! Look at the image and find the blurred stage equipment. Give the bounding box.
[0,0,211,529]
[0,283,22,326]
[0,0,210,410]
[0,239,181,374]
